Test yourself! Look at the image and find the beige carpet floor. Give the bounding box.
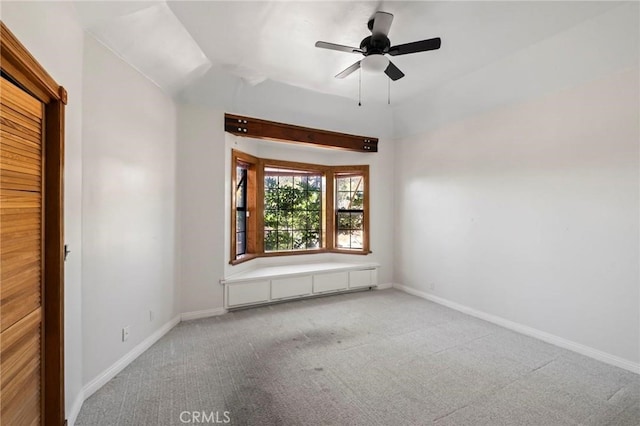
[76,289,639,425]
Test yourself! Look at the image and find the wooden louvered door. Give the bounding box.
[0,76,44,425]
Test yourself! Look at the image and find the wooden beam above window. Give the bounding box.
[225,113,378,153]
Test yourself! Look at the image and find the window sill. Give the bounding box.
[229,254,259,266]
[330,249,372,255]
[229,248,371,265]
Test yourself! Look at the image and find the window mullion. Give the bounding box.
[325,170,335,250]
[256,159,265,255]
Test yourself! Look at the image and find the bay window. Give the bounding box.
[230,149,370,264]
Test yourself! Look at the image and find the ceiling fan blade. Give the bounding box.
[388,37,441,56]
[335,61,361,79]
[372,11,394,37]
[384,61,405,81]
[315,41,363,54]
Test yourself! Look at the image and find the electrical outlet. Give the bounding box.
[122,326,130,342]
[149,310,154,322]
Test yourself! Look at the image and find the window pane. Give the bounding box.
[264,210,277,230]
[264,189,278,210]
[236,232,246,256]
[335,173,365,250]
[337,231,351,249]
[237,190,245,209]
[350,231,363,249]
[279,176,293,188]
[307,211,321,229]
[275,189,286,209]
[306,232,320,249]
[265,176,278,190]
[292,231,305,250]
[291,211,307,229]
[336,230,363,250]
[236,211,246,232]
[264,169,323,252]
[308,191,321,210]
[336,177,350,191]
[235,163,249,258]
[337,191,351,209]
[278,211,291,229]
[264,231,277,251]
[308,176,321,190]
[351,212,363,230]
[277,230,292,250]
[350,176,363,191]
[352,191,364,209]
[337,212,351,230]
[292,187,305,206]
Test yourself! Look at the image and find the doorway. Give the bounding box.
[0,22,66,425]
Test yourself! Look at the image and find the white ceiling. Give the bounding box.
[168,1,621,103]
[75,1,211,94]
[75,1,626,105]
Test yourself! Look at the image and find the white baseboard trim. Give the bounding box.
[67,390,85,426]
[375,282,394,290]
[181,307,228,321]
[82,315,181,401]
[75,307,228,422]
[393,284,640,375]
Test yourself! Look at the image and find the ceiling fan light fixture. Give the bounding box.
[361,54,389,73]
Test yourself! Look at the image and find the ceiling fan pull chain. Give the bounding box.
[358,67,362,107]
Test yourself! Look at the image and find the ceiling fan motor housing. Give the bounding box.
[360,35,391,55]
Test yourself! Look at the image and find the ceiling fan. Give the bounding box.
[315,11,441,81]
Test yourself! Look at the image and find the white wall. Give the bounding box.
[176,104,227,312]
[81,35,178,384]
[394,66,639,366]
[177,101,395,315]
[0,1,85,420]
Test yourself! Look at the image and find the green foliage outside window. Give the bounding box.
[264,172,322,251]
[336,176,364,249]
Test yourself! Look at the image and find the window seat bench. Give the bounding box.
[220,262,380,309]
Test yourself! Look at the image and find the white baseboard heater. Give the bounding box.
[220,262,379,309]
